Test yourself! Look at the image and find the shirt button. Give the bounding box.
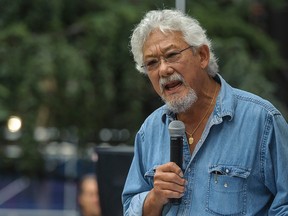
[225,169,229,173]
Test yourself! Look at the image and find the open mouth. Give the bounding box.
[163,80,183,92]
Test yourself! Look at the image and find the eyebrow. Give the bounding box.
[143,44,178,59]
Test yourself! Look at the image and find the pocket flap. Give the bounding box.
[209,164,251,178]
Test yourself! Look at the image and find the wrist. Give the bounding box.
[143,189,166,216]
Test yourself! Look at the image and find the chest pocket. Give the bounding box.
[206,165,251,216]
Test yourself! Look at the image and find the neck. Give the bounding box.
[177,78,219,130]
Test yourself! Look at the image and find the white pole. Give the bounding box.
[176,0,186,13]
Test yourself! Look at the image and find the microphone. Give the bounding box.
[168,120,185,205]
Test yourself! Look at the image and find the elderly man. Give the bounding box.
[122,9,288,216]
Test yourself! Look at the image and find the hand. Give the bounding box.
[143,162,186,215]
[146,162,186,206]
[153,162,186,204]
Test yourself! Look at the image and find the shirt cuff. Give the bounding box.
[127,191,150,216]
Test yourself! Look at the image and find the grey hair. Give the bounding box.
[130,9,218,76]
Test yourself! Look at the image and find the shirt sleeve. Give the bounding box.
[123,191,150,216]
[264,113,288,214]
[122,130,152,216]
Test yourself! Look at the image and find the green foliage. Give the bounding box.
[0,0,156,174]
[0,0,287,174]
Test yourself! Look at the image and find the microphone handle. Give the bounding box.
[170,136,183,205]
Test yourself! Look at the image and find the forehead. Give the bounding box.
[82,179,97,188]
[143,29,186,55]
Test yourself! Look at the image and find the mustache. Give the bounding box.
[159,73,184,92]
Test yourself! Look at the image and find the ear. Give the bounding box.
[198,45,210,69]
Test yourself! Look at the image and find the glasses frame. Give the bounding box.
[141,45,193,71]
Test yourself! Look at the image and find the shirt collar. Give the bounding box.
[214,74,235,120]
[161,74,235,123]
[161,106,176,124]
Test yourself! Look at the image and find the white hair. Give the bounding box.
[130,9,218,76]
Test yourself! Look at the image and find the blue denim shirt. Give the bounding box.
[122,75,288,216]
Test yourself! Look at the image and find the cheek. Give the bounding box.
[148,74,161,94]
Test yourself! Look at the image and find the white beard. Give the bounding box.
[159,73,198,113]
[162,88,197,113]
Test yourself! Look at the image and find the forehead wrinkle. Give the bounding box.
[144,44,178,59]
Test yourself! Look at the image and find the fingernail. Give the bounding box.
[179,172,184,178]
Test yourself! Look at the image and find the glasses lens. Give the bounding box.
[142,46,191,72]
[165,51,181,63]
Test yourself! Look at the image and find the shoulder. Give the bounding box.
[141,105,168,128]
[217,73,280,115]
[216,74,284,122]
[232,88,281,116]
[136,105,169,141]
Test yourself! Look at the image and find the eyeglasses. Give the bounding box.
[141,46,193,72]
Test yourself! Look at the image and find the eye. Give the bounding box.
[146,59,158,67]
[165,51,180,60]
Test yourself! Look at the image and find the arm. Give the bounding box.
[122,131,186,216]
[264,114,288,214]
[122,131,153,216]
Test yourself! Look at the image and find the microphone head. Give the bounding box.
[168,120,185,137]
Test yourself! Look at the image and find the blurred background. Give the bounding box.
[0,0,287,215]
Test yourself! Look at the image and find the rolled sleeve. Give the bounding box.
[124,191,149,216]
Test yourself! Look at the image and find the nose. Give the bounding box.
[158,58,173,77]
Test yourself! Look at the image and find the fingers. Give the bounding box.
[156,162,185,180]
[168,162,184,177]
[143,163,187,213]
[154,178,186,195]
[151,162,187,204]
[155,167,186,186]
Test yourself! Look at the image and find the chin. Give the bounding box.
[163,89,197,113]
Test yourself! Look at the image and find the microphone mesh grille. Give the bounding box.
[168,120,185,136]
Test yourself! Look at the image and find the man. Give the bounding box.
[78,174,102,216]
[122,9,288,215]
